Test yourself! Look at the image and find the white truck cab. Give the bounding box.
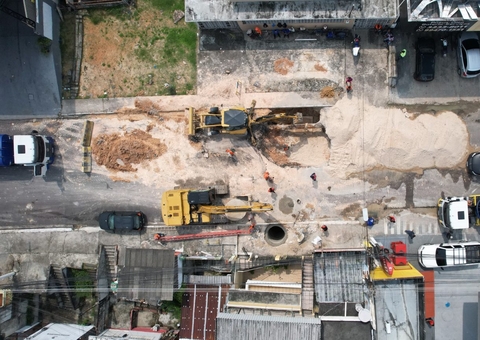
[13,134,55,177]
[437,197,471,230]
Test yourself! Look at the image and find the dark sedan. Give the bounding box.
[98,211,146,232]
[467,152,480,175]
[414,38,436,82]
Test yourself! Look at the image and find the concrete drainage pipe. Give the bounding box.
[265,225,287,246]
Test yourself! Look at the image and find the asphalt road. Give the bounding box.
[0,166,160,227]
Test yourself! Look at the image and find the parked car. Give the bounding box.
[418,241,480,268]
[457,32,480,78]
[467,152,480,175]
[414,38,436,82]
[98,211,146,232]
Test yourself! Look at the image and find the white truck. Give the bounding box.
[418,241,480,268]
[437,196,480,230]
[0,133,55,177]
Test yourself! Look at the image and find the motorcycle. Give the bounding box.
[383,31,394,47]
[326,30,347,40]
[441,38,448,57]
[352,34,361,57]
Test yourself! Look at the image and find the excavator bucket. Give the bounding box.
[188,107,195,135]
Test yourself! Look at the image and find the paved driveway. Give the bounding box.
[390,32,480,104]
[0,2,61,118]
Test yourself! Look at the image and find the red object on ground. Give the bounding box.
[156,228,253,242]
[388,215,396,223]
[381,255,394,276]
[268,187,275,193]
[390,241,406,254]
[391,255,408,266]
[423,270,435,319]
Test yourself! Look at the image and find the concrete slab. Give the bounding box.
[389,31,480,104]
[434,266,480,340]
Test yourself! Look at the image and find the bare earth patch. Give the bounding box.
[274,58,294,75]
[92,129,167,172]
[314,64,327,72]
[79,3,195,98]
[320,86,336,98]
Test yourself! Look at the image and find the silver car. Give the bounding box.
[457,32,480,78]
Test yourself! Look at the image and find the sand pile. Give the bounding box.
[322,100,468,177]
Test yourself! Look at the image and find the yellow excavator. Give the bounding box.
[161,188,273,226]
[188,100,302,145]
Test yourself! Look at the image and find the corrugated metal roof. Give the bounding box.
[216,313,321,340]
[117,248,176,303]
[26,323,94,340]
[314,251,366,303]
[180,284,229,340]
[184,274,232,285]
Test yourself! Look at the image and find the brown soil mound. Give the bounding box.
[320,86,336,98]
[93,129,167,172]
[274,58,294,75]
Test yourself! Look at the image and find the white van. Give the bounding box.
[418,241,480,269]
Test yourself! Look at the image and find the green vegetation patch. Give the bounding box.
[71,269,93,299]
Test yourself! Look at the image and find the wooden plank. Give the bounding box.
[82,120,94,147]
[81,146,92,173]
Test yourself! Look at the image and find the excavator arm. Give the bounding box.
[196,201,273,214]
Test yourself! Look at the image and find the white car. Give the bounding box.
[457,32,480,78]
[418,241,480,268]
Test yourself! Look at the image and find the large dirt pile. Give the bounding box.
[93,129,167,172]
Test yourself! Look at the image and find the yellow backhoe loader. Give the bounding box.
[161,188,273,226]
[188,100,302,145]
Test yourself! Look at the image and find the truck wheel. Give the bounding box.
[209,107,219,113]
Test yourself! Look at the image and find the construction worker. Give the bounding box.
[226,149,235,157]
[345,77,353,92]
[268,187,276,193]
[310,173,317,181]
[264,171,273,182]
[374,24,382,34]
[321,225,328,232]
[405,230,416,240]
[154,233,165,240]
[388,215,396,223]
[425,318,434,327]
[400,49,407,58]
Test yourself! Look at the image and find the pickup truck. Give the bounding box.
[418,241,480,268]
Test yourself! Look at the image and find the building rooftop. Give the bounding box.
[179,284,229,340]
[185,0,397,23]
[117,248,176,303]
[26,323,94,340]
[90,329,163,340]
[314,250,367,303]
[408,0,480,21]
[375,280,421,340]
[216,313,322,340]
